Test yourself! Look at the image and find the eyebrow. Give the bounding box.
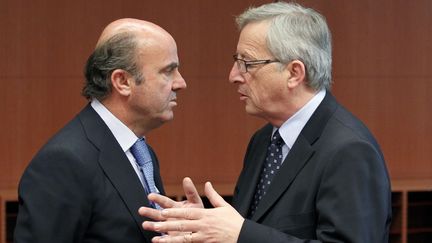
[236,52,254,60]
[163,62,179,71]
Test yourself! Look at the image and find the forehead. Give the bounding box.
[237,21,272,58]
[137,32,179,65]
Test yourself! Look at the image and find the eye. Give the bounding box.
[162,63,179,75]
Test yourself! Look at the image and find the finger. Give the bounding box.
[143,220,197,233]
[204,182,230,207]
[182,177,203,206]
[152,233,199,243]
[138,207,166,221]
[161,208,202,220]
[148,193,177,209]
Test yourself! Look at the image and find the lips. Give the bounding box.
[237,89,248,99]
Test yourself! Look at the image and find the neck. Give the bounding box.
[266,87,318,127]
[101,97,151,137]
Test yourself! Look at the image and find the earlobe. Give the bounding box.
[286,60,306,89]
[111,69,132,96]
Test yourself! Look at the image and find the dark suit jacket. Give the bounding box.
[232,92,391,243]
[14,105,164,243]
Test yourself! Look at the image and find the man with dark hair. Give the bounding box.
[139,2,392,243]
[14,18,187,243]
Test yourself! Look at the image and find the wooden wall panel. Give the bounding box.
[0,0,431,191]
[316,0,432,180]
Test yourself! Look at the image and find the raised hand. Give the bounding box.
[142,181,245,243]
[138,177,204,236]
[139,177,203,219]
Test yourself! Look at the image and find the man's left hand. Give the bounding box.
[142,181,245,243]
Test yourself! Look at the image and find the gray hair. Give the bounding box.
[82,32,144,100]
[236,2,332,90]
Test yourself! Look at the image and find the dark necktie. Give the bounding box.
[130,138,161,209]
[249,129,285,217]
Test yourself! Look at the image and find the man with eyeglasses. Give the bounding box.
[139,2,392,242]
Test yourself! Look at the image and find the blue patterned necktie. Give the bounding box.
[248,129,285,217]
[130,138,161,209]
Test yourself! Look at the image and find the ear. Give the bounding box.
[286,60,306,89]
[111,69,132,97]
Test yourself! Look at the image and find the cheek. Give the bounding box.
[248,81,271,102]
[148,78,171,100]
[251,84,286,113]
[154,82,174,108]
[162,84,173,100]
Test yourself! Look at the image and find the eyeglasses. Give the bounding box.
[233,54,280,73]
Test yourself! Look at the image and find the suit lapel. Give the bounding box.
[250,92,339,221]
[79,105,159,239]
[251,135,314,221]
[235,125,273,217]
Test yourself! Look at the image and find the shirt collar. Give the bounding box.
[274,89,326,149]
[91,99,139,152]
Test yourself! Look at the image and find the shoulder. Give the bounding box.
[23,110,102,183]
[325,104,381,152]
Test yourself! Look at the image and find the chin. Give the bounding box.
[245,105,258,115]
[245,105,265,119]
[160,111,175,122]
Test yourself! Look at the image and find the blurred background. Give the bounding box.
[1,0,430,191]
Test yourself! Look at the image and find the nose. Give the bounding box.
[229,62,244,84]
[172,71,187,91]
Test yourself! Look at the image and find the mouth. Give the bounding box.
[169,97,178,105]
[237,90,248,100]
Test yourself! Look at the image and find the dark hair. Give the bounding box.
[82,32,144,100]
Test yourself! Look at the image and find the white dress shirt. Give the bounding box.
[273,89,326,162]
[90,99,150,187]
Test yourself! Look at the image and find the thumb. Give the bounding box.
[204,182,230,208]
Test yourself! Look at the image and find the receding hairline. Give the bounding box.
[95,18,172,49]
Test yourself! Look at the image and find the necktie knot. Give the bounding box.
[271,130,284,147]
[130,138,152,167]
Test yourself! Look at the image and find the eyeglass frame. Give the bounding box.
[233,54,280,73]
